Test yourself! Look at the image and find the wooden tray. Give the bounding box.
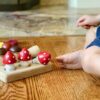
[0,62,52,83]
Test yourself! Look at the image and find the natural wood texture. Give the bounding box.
[0,36,100,100]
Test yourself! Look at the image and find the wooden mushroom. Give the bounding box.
[18,48,32,67]
[32,51,51,65]
[3,51,16,72]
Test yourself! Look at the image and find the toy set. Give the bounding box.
[0,40,52,83]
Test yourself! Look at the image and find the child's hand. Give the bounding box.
[76,15,100,29]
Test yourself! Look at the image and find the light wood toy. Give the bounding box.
[0,43,52,83]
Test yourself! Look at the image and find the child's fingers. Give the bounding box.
[78,21,88,27]
[82,25,91,29]
[56,59,82,69]
[56,55,72,64]
[56,56,64,63]
[56,57,72,65]
[56,55,68,63]
[65,64,78,69]
[56,55,63,59]
[58,63,65,68]
[76,16,86,26]
[64,64,82,69]
[58,63,79,69]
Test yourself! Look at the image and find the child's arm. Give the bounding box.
[76,15,100,29]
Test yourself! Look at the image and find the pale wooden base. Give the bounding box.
[0,63,52,83]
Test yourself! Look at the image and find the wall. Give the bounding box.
[69,0,100,8]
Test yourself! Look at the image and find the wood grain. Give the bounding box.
[0,36,100,100]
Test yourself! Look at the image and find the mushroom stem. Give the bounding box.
[32,57,40,64]
[20,60,32,68]
[4,64,15,72]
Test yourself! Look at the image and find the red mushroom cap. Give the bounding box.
[38,51,51,65]
[18,48,32,61]
[3,51,16,64]
[8,39,18,46]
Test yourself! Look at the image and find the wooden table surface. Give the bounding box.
[0,36,100,100]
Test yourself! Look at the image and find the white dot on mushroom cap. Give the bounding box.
[24,51,27,54]
[13,56,15,58]
[43,58,46,61]
[43,62,46,65]
[39,55,44,59]
[43,53,46,55]
[27,56,30,59]
[21,57,23,60]
[8,60,11,63]
[6,55,9,58]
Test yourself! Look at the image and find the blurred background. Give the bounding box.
[0,0,100,37]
